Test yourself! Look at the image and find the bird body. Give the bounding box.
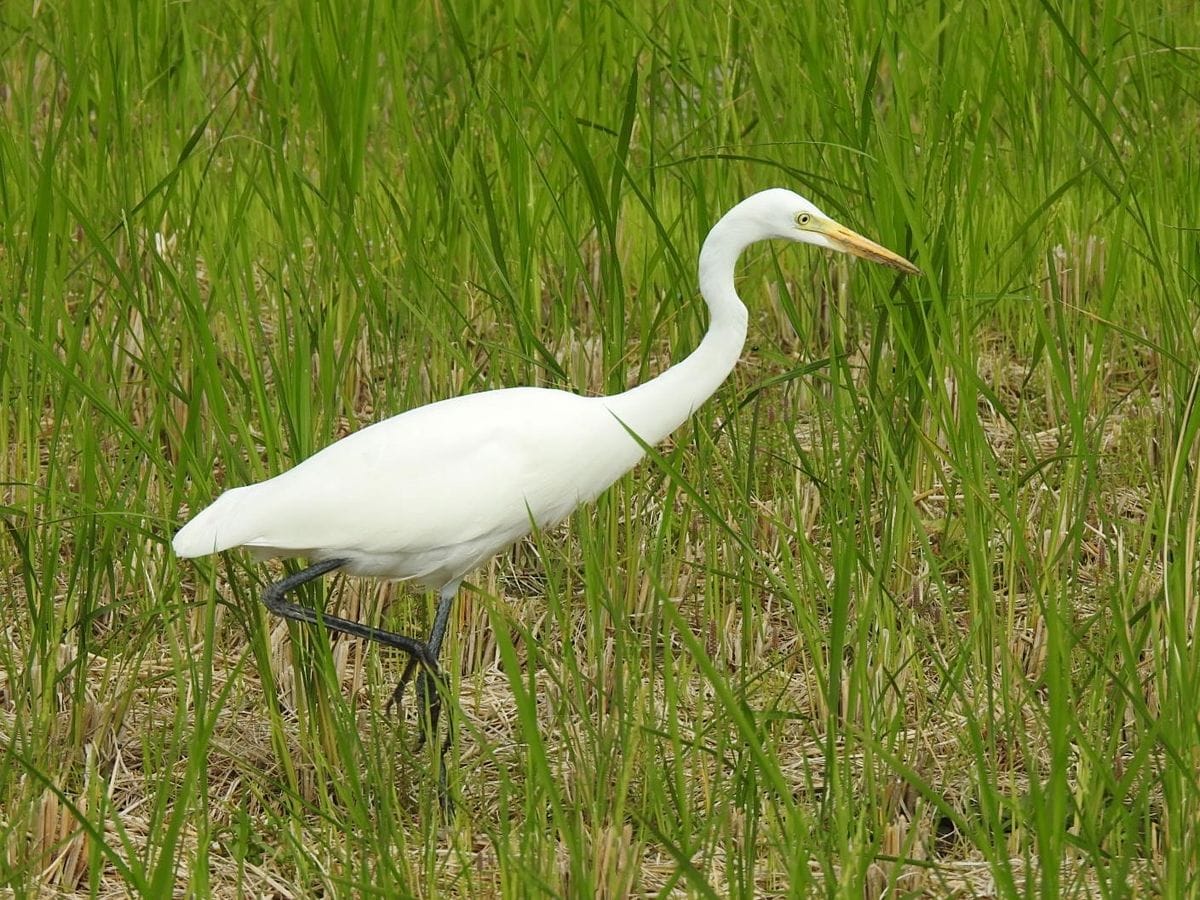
[173,188,918,759]
[177,189,876,588]
[173,386,648,586]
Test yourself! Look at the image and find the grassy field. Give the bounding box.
[2,0,1199,895]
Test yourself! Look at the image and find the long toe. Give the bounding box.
[385,655,423,717]
[413,669,443,751]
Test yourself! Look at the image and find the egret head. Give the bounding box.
[738,188,921,276]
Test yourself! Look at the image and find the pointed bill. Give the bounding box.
[821,221,921,276]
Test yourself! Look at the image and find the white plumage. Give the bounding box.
[173,188,918,751]
[173,387,645,586]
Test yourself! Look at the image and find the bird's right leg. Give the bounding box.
[388,583,459,747]
[375,584,458,816]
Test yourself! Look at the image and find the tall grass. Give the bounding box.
[2,0,1198,894]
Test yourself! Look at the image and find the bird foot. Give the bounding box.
[386,648,457,814]
[386,655,447,751]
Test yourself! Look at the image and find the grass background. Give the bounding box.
[2,0,1198,895]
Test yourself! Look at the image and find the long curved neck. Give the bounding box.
[604,212,755,444]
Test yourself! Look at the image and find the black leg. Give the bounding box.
[385,583,459,810]
[262,558,438,672]
[387,584,459,724]
[261,560,453,758]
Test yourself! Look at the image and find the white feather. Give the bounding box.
[174,189,918,594]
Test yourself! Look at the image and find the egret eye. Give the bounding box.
[796,212,812,227]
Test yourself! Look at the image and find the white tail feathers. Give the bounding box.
[172,486,255,558]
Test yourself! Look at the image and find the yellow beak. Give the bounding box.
[818,221,921,276]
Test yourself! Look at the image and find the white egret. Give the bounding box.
[173,188,919,752]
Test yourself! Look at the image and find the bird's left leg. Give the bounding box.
[262,558,445,739]
[264,561,455,807]
[262,559,438,670]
